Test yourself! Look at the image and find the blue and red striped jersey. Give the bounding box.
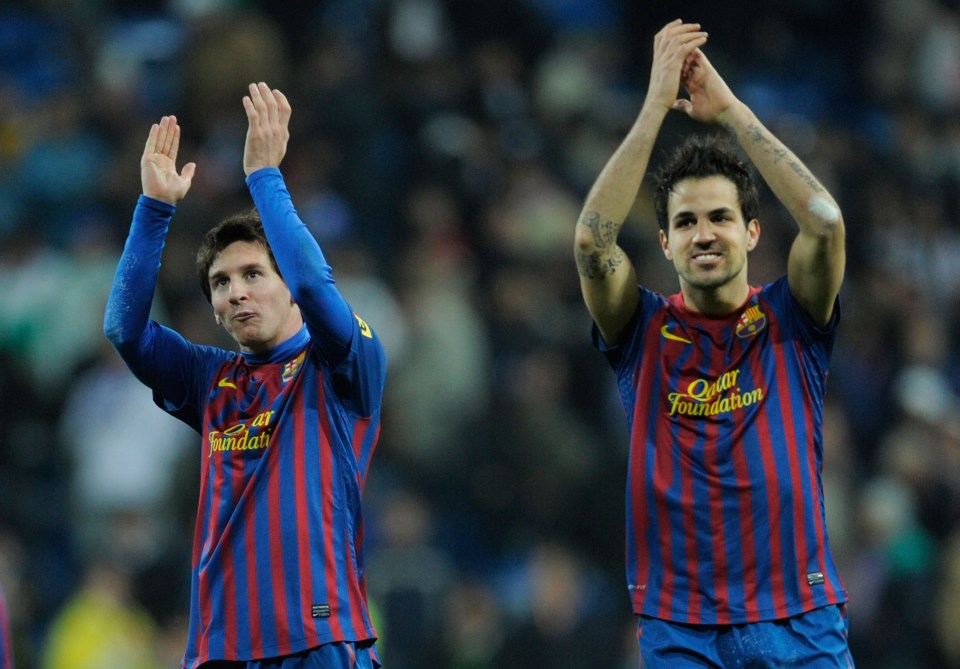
[595,277,845,624]
[105,169,387,668]
[0,586,13,669]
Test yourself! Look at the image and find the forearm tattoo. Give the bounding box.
[741,122,824,194]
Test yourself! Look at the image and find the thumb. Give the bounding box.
[181,162,197,182]
[672,99,692,115]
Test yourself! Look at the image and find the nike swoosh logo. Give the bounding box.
[218,378,237,389]
[660,325,692,344]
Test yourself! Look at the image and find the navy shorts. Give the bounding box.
[637,604,855,668]
[199,642,378,669]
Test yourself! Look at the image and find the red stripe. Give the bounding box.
[628,400,651,613]
[749,347,789,619]
[676,425,700,621]
[268,419,291,652]
[344,524,369,637]
[199,449,222,662]
[630,323,661,614]
[652,402,676,617]
[351,418,368,464]
[244,479,263,655]
[221,519,236,657]
[294,385,321,648]
[318,381,345,637]
[222,448,248,657]
[729,406,760,620]
[795,341,838,602]
[355,518,374,636]
[0,593,12,669]
[773,338,814,611]
[703,409,728,621]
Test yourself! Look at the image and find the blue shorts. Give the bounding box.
[637,605,855,668]
[199,642,379,669]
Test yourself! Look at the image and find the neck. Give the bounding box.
[680,280,750,316]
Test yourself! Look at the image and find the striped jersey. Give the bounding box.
[595,277,846,624]
[0,586,12,669]
[105,169,386,668]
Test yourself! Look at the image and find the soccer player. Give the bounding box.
[574,20,854,668]
[104,83,386,668]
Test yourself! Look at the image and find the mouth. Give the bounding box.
[691,251,723,265]
[233,311,256,323]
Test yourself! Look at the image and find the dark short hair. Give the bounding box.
[196,208,282,302]
[652,134,759,232]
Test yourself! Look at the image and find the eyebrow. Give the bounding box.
[672,207,736,224]
[209,262,267,282]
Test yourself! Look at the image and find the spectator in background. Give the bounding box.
[41,558,163,669]
[574,20,851,666]
[104,84,387,668]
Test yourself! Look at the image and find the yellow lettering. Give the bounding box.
[207,423,271,457]
[667,378,764,417]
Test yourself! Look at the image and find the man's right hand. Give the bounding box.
[141,115,195,205]
[646,19,708,114]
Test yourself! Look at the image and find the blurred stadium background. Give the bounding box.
[1,0,960,666]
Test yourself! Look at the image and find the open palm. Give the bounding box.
[141,115,195,204]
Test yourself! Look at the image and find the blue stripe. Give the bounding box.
[300,371,325,642]
[254,469,278,653]
[277,411,306,644]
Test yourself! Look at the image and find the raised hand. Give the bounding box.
[672,48,739,124]
[141,116,196,205]
[646,20,708,113]
[242,82,292,176]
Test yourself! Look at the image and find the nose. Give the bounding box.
[228,281,248,303]
[692,218,717,243]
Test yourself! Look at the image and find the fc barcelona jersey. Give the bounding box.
[596,277,846,624]
[105,169,387,668]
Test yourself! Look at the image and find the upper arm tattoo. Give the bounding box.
[582,210,618,249]
[576,248,625,279]
[577,210,626,279]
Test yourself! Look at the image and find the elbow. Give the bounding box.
[805,196,845,244]
[103,308,122,347]
[574,222,598,254]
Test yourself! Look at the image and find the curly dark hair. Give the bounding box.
[652,133,759,232]
[195,208,282,302]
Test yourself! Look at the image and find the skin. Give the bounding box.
[140,82,307,354]
[208,240,302,354]
[575,19,844,344]
[659,175,760,314]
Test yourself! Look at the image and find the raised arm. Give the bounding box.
[104,117,208,419]
[575,20,708,344]
[242,82,355,362]
[104,116,196,351]
[675,48,845,326]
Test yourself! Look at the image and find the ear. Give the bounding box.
[746,218,761,252]
[659,228,672,260]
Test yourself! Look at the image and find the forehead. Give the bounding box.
[208,240,271,275]
[667,175,740,217]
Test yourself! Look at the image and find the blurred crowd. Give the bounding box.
[1,0,960,667]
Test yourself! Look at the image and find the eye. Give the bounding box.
[213,277,229,288]
[246,270,262,279]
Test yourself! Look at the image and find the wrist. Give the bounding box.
[715,100,751,132]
